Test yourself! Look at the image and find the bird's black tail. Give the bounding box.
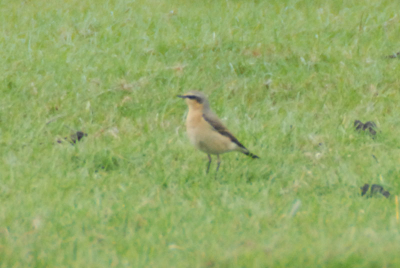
[244,151,259,159]
[237,145,259,159]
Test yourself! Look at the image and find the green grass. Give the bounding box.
[1,0,400,266]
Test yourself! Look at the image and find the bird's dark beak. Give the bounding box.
[177,95,186,98]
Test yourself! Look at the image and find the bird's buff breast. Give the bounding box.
[186,124,234,155]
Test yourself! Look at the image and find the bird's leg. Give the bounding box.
[206,154,212,174]
[216,154,221,173]
[214,154,221,179]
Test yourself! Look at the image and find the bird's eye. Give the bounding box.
[187,95,196,100]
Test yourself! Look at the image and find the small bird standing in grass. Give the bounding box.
[178,91,259,174]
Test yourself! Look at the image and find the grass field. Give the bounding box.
[1,0,400,267]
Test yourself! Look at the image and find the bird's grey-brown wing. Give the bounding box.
[202,113,247,150]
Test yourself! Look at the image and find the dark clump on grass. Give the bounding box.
[57,131,88,145]
[360,183,390,198]
[382,190,391,198]
[360,183,369,196]
[354,120,377,136]
[387,52,400,58]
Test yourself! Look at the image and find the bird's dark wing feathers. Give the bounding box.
[202,113,246,149]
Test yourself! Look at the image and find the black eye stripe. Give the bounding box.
[185,95,203,103]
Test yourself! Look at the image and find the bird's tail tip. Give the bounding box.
[245,151,259,159]
[250,154,260,159]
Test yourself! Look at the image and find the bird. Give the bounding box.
[177,90,259,174]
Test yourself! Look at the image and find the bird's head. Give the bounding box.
[177,90,209,110]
